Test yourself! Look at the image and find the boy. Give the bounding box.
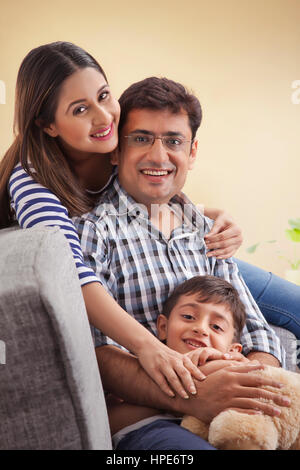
[110,275,251,450]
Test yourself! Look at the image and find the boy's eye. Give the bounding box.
[211,324,223,332]
[182,314,194,320]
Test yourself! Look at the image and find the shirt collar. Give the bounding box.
[94,175,206,233]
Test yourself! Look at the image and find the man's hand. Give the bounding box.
[96,346,290,427]
[181,362,290,424]
[203,208,243,259]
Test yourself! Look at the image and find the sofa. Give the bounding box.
[0,226,111,450]
[0,226,298,450]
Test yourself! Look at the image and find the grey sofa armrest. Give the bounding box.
[0,227,111,449]
[270,325,299,372]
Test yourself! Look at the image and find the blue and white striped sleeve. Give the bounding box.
[73,215,128,350]
[8,164,100,287]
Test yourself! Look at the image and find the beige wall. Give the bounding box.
[1,0,299,276]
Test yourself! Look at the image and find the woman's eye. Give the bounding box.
[73,105,86,115]
[99,91,109,100]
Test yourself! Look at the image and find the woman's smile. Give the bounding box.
[90,122,114,140]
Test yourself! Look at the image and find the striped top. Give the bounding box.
[8,163,112,287]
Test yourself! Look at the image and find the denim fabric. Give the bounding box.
[116,419,216,450]
[235,258,300,340]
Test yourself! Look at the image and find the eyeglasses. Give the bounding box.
[124,134,192,152]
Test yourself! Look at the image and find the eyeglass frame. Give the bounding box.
[123,133,193,152]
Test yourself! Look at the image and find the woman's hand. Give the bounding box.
[136,338,206,399]
[203,208,243,259]
[83,283,205,400]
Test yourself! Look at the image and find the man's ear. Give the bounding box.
[157,314,168,341]
[188,139,198,170]
[229,343,243,353]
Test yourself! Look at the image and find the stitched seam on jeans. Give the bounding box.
[254,272,273,301]
[257,302,300,327]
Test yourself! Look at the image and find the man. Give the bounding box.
[73,77,289,450]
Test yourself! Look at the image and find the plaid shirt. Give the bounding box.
[73,176,284,365]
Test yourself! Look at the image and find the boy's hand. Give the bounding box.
[223,351,250,363]
[199,359,250,376]
[184,347,250,368]
[184,346,226,366]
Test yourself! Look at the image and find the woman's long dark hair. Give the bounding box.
[0,41,107,228]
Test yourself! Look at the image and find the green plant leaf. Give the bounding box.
[285,228,300,242]
[288,218,300,230]
[246,243,260,254]
[291,261,300,270]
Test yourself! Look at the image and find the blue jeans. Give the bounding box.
[234,258,300,339]
[116,419,216,450]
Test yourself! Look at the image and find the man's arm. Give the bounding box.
[206,218,285,367]
[246,351,280,367]
[96,345,290,424]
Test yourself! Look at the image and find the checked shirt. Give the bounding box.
[73,176,284,364]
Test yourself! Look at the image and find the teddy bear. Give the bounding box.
[181,366,300,450]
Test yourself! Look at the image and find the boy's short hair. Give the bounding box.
[163,275,246,341]
[118,77,202,141]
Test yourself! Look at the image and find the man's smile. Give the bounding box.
[141,169,171,176]
[139,167,175,183]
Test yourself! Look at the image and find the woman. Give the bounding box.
[0,42,299,390]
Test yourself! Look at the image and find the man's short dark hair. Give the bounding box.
[163,275,246,341]
[118,77,202,141]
